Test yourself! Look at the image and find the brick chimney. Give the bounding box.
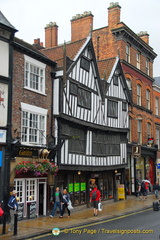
[108,2,121,27]
[45,22,58,48]
[137,31,149,44]
[71,11,93,42]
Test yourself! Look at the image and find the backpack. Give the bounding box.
[92,190,97,200]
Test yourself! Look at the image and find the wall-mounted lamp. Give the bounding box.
[78,171,81,175]
[115,170,118,174]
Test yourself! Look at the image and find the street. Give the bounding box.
[27,208,160,240]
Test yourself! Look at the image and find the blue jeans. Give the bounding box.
[50,202,62,216]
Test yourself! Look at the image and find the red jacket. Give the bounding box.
[90,188,101,201]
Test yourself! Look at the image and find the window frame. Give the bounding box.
[107,99,118,118]
[137,84,141,106]
[155,98,159,115]
[126,44,130,63]
[136,52,140,69]
[137,119,142,144]
[146,59,149,75]
[146,89,151,110]
[21,103,47,146]
[24,55,46,94]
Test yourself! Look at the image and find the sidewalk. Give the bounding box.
[0,194,157,240]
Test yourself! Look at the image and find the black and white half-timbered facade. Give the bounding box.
[52,36,131,205]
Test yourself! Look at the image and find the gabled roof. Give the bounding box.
[97,57,117,80]
[40,38,86,68]
[0,11,17,32]
[97,57,132,104]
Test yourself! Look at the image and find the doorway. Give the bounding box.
[38,182,46,216]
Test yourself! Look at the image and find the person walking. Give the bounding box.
[139,181,147,201]
[153,182,160,199]
[49,187,63,218]
[8,190,18,231]
[61,189,71,218]
[90,185,101,216]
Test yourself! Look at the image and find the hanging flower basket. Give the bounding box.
[15,160,58,176]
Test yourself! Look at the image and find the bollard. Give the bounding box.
[13,213,18,236]
[2,213,6,234]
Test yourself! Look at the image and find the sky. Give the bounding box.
[1,0,160,77]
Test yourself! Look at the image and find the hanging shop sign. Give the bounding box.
[69,183,73,193]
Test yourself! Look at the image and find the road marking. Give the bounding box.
[26,208,152,239]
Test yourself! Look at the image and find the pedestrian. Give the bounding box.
[49,187,63,218]
[61,189,71,218]
[90,185,101,216]
[8,190,18,231]
[153,182,160,199]
[139,181,147,201]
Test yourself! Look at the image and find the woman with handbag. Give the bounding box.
[61,189,71,218]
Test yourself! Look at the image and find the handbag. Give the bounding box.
[0,207,4,217]
[67,200,73,210]
[98,202,102,211]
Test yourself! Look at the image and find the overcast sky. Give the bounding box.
[1,0,160,77]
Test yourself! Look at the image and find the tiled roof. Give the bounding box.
[13,37,56,66]
[97,58,116,80]
[40,38,87,67]
[0,11,16,30]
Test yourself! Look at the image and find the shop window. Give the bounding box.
[14,179,24,203]
[26,179,36,202]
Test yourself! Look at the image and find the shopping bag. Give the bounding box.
[98,202,102,211]
[67,200,73,210]
[0,207,4,217]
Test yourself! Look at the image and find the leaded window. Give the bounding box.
[107,100,118,118]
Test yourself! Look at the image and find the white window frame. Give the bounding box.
[126,78,132,90]
[26,179,37,202]
[126,44,130,63]
[24,55,46,94]
[136,52,140,69]
[146,89,150,110]
[138,120,142,144]
[147,122,151,138]
[156,128,160,149]
[21,102,48,146]
[137,84,141,106]
[14,179,25,203]
[155,98,159,115]
[146,59,149,75]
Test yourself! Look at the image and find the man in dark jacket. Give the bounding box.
[8,190,18,231]
[153,182,160,198]
[49,187,63,218]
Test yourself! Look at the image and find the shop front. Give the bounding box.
[55,168,125,206]
[127,144,157,194]
[10,146,57,219]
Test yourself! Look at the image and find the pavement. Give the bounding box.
[0,193,158,240]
